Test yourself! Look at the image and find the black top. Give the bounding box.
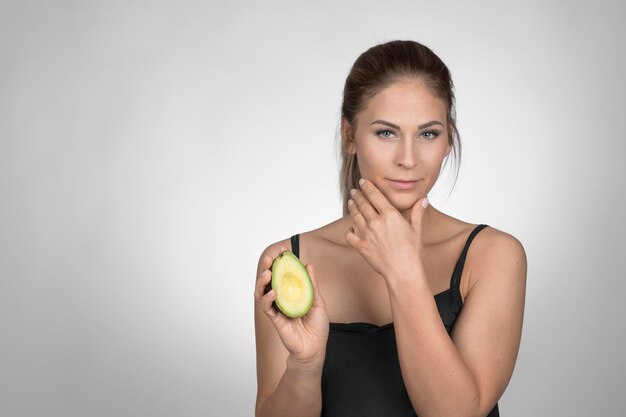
[290,224,499,417]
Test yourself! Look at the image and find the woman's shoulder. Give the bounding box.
[426,210,526,283]
[256,218,349,270]
[471,224,526,260]
[435,209,524,251]
[432,212,526,300]
[465,223,527,293]
[255,236,293,276]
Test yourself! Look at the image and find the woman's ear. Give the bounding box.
[341,117,356,154]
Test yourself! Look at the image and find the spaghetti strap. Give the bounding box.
[450,224,490,289]
[290,234,300,258]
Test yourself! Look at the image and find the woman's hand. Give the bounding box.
[254,247,329,369]
[345,178,429,282]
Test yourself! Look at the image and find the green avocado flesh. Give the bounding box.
[270,250,314,318]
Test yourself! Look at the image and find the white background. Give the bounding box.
[1,1,625,416]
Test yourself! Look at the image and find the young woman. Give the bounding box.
[254,40,527,417]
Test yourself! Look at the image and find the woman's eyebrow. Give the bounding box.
[370,119,444,129]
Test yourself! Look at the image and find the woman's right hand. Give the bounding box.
[255,246,329,369]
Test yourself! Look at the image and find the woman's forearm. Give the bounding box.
[256,354,324,417]
[386,270,480,417]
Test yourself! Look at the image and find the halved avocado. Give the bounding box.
[268,250,314,318]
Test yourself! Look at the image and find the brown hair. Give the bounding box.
[336,40,461,215]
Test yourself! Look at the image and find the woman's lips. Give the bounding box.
[387,179,419,190]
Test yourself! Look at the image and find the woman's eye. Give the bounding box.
[376,129,395,139]
[421,130,440,140]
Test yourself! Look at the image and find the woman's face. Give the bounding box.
[345,79,451,215]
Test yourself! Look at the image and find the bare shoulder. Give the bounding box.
[256,217,343,276]
[467,225,527,291]
[471,226,526,264]
[256,237,294,276]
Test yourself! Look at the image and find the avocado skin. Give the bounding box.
[265,250,313,318]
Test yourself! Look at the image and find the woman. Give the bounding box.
[254,40,527,417]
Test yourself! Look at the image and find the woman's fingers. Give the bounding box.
[350,188,378,222]
[346,199,366,250]
[256,270,282,322]
[261,253,273,271]
[348,198,367,233]
[255,269,272,300]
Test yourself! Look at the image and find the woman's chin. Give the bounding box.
[389,198,420,212]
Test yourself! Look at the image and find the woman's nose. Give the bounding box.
[395,137,418,168]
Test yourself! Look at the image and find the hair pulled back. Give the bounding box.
[337,40,461,215]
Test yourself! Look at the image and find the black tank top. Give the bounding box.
[290,224,500,417]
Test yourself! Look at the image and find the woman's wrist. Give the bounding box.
[286,352,326,375]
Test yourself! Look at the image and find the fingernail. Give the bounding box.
[350,188,356,196]
[359,178,365,186]
[348,198,353,206]
[421,197,429,208]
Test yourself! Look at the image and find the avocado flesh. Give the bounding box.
[271,250,314,318]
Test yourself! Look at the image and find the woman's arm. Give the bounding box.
[254,242,328,417]
[344,179,527,417]
[255,352,324,417]
[387,229,527,417]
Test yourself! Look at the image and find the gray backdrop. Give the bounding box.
[1,1,624,416]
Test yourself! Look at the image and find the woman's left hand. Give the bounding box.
[345,178,429,282]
